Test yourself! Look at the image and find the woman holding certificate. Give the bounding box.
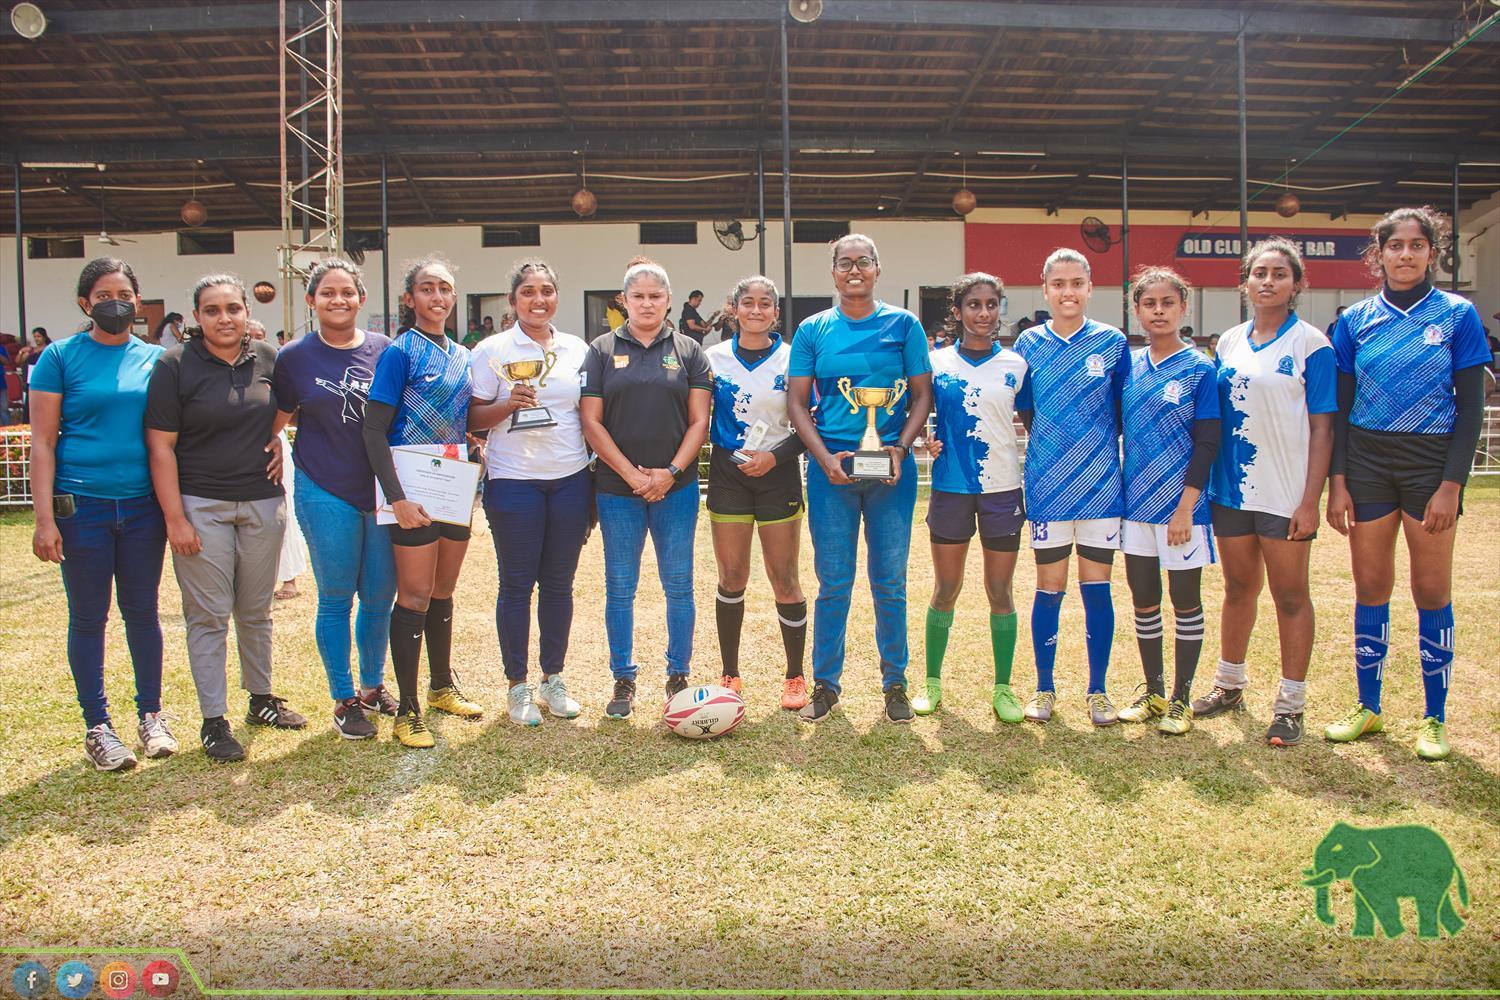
[362,255,482,749]
[470,259,590,728]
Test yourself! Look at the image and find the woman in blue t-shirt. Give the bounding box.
[272,258,396,741]
[29,257,177,772]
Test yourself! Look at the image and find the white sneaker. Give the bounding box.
[508,684,542,727]
[138,711,179,758]
[537,674,581,718]
[84,723,138,772]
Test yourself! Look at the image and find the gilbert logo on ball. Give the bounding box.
[664,684,746,739]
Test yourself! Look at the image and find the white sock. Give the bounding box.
[1213,658,1248,690]
[1273,678,1308,715]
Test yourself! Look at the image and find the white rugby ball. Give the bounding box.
[664,684,746,739]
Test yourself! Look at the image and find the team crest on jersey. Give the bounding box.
[1163,380,1183,403]
[1423,324,1446,346]
[662,353,681,371]
[1276,355,1295,376]
[1004,372,1017,389]
[1086,354,1106,377]
[773,374,787,392]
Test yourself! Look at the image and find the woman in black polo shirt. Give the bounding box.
[580,257,713,720]
[145,273,306,763]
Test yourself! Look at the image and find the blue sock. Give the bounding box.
[1080,581,1114,695]
[1353,602,1389,716]
[1031,590,1065,692]
[1418,604,1454,723]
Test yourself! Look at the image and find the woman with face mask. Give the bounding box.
[28,258,178,772]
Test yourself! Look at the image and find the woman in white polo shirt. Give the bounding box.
[470,259,590,727]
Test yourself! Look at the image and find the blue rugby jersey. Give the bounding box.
[1332,287,1490,435]
[1122,344,1220,525]
[929,343,1030,494]
[705,335,795,452]
[1014,318,1129,520]
[368,329,473,446]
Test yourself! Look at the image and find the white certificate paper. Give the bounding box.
[375,445,482,527]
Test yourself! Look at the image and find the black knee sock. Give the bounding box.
[776,600,808,679]
[390,604,426,714]
[1172,606,1205,703]
[1134,609,1165,697]
[715,587,746,676]
[425,596,454,690]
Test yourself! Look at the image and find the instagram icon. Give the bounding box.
[101,961,138,999]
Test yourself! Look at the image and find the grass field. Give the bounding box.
[2,483,1497,996]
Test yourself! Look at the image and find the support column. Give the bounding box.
[1237,20,1250,322]
[381,151,391,333]
[780,13,793,336]
[1121,149,1130,333]
[757,145,767,278]
[1450,158,1460,293]
[13,163,25,348]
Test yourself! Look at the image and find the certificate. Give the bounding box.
[375,445,483,527]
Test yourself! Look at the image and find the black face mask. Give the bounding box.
[90,299,136,335]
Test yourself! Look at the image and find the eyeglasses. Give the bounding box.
[834,256,877,273]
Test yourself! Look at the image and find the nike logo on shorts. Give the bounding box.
[1184,547,1199,560]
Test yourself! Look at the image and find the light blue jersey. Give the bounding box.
[369,329,473,446]
[929,344,1030,494]
[1123,345,1219,525]
[1014,319,1129,521]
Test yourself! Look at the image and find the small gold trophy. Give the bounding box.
[493,352,559,431]
[836,376,908,479]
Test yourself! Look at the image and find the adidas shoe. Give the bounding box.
[246,694,308,730]
[200,717,246,762]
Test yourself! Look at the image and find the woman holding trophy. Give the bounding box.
[470,259,590,728]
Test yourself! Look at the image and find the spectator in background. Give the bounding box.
[606,292,626,333]
[1326,305,1347,339]
[18,327,50,421]
[1205,332,1220,360]
[680,290,710,343]
[1179,324,1195,345]
[248,319,268,343]
[153,312,185,346]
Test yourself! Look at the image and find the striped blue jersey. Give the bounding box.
[1014,319,1129,520]
[1331,288,1490,435]
[705,335,795,452]
[929,344,1030,494]
[368,329,473,446]
[1123,345,1220,525]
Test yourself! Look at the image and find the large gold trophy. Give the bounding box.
[836,376,908,479]
[492,352,559,431]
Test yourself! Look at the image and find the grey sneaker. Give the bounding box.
[1087,692,1119,727]
[1024,690,1056,723]
[85,723,138,772]
[537,674,581,718]
[507,684,542,727]
[138,711,179,758]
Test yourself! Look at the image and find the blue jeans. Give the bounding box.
[596,484,699,681]
[805,453,917,693]
[294,468,397,700]
[55,493,167,728]
[483,469,593,681]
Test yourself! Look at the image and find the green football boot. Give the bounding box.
[911,678,942,716]
[1324,704,1382,743]
[992,683,1024,724]
[1415,717,1450,761]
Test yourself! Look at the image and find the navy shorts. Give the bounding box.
[1346,425,1462,522]
[1210,502,1312,542]
[927,488,1025,550]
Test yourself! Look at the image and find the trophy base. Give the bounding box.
[508,406,557,432]
[849,450,894,480]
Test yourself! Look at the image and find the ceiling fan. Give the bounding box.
[96,179,136,246]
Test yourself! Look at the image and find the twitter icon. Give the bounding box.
[57,960,95,999]
[12,962,48,999]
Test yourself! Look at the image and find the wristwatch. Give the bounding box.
[667,463,682,478]
[892,442,909,458]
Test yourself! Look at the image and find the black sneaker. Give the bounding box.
[357,684,400,717]
[1267,712,1303,747]
[797,682,840,722]
[246,694,309,730]
[201,717,246,762]
[884,683,915,724]
[332,698,376,740]
[664,674,689,703]
[606,679,636,719]
[1191,685,1245,719]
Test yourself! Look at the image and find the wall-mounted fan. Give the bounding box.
[714,220,762,251]
[1079,216,1116,254]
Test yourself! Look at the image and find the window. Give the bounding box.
[27,237,84,260]
[794,220,849,244]
[177,231,235,255]
[639,222,697,245]
[482,224,541,248]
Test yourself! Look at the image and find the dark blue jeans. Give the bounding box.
[483,468,593,681]
[596,483,699,681]
[55,493,167,728]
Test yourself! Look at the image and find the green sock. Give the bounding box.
[925,607,954,680]
[991,612,1018,685]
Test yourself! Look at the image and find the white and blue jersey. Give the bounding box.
[1209,315,1336,518]
[1014,319,1130,521]
[1332,287,1490,435]
[1123,345,1220,525]
[929,344,1030,494]
[368,329,473,446]
[705,335,795,452]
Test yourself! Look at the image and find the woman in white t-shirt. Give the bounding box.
[470,259,591,727]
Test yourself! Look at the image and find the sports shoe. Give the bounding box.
[332,698,376,740]
[393,710,435,749]
[1024,690,1056,723]
[537,674,581,718]
[911,678,942,715]
[884,683,915,723]
[85,723,138,772]
[605,679,636,719]
[246,694,309,730]
[1118,688,1167,723]
[1415,717,1450,761]
[1191,685,1244,718]
[200,717,246,762]
[138,711,179,758]
[798,682,840,722]
[508,684,542,727]
[781,675,810,710]
[429,683,483,719]
[358,684,400,717]
[1266,712,1303,747]
[664,673,689,703]
[1324,705,1382,743]
[1158,699,1193,736]
[992,683,1024,724]
[718,674,743,696]
[1087,692,1118,727]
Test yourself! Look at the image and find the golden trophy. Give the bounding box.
[836,376,908,479]
[493,352,558,431]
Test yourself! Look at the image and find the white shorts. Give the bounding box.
[1120,520,1217,569]
[1028,517,1121,551]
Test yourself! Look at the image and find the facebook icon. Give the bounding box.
[12,961,48,999]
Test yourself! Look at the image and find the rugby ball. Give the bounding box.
[664,684,746,739]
